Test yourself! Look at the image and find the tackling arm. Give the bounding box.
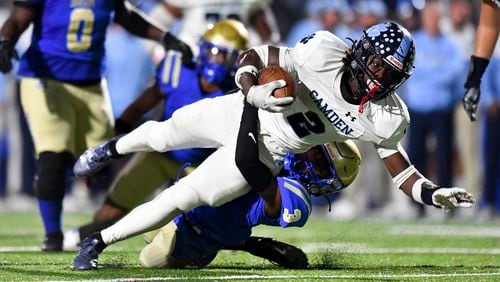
[235,102,281,218]
[383,148,475,212]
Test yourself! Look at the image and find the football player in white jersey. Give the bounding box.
[144,0,280,54]
[71,22,475,270]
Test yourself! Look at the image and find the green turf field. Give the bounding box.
[0,212,499,281]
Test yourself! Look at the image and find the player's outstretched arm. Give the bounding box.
[383,149,475,212]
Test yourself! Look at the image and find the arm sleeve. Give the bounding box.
[235,102,274,192]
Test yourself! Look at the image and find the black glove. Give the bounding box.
[243,236,308,269]
[161,32,193,66]
[462,56,489,122]
[0,38,18,73]
[462,87,480,122]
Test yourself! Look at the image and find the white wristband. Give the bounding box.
[411,178,429,204]
[235,65,258,89]
[392,165,417,188]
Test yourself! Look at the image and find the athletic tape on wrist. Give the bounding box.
[392,165,417,188]
[235,65,258,89]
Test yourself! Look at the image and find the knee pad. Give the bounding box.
[35,151,74,200]
[143,121,169,152]
[169,184,202,212]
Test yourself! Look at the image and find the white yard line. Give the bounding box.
[390,225,500,237]
[302,242,500,254]
[46,272,500,281]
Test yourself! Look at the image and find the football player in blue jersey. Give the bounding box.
[0,0,192,252]
[64,19,250,249]
[74,100,361,270]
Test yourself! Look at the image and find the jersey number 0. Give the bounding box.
[66,8,95,52]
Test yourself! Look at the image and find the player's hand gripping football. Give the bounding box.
[431,187,475,213]
[246,80,295,112]
[0,38,18,73]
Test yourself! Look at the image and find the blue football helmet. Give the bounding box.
[196,19,249,84]
[346,21,415,103]
[284,140,361,196]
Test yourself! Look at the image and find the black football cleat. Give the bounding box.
[41,232,63,252]
[73,234,106,270]
[73,137,120,178]
[243,236,308,269]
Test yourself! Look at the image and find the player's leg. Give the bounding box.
[139,220,218,268]
[73,147,250,270]
[20,78,82,251]
[114,93,244,154]
[74,93,245,177]
[69,152,188,247]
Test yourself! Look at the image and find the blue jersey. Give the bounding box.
[17,0,117,81]
[176,177,311,245]
[156,54,224,164]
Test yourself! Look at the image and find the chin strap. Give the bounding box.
[323,194,332,212]
[358,84,379,113]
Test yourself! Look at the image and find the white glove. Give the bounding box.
[246,80,295,112]
[432,187,475,213]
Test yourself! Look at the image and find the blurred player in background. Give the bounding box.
[142,0,280,53]
[64,19,249,249]
[462,0,499,121]
[0,0,191,251]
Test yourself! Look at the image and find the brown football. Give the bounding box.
[257,65,296,99]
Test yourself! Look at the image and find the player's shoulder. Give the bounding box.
[366,93,410,140]
[156,51,195,89]
[292,31,348,68]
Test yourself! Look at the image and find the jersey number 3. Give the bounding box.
[67,8,95,52]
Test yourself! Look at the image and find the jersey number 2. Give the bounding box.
[67,8,95,52]
[287,111,325,138]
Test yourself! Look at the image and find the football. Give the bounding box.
[257,65,296,99]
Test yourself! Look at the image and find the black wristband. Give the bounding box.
[114,118,133,134]
[464,56,490,88]
[421,186,439,207]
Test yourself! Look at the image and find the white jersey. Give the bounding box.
[165,0,272,52]
[256,31,410,165]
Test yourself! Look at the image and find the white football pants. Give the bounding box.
[101,93,280,244]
